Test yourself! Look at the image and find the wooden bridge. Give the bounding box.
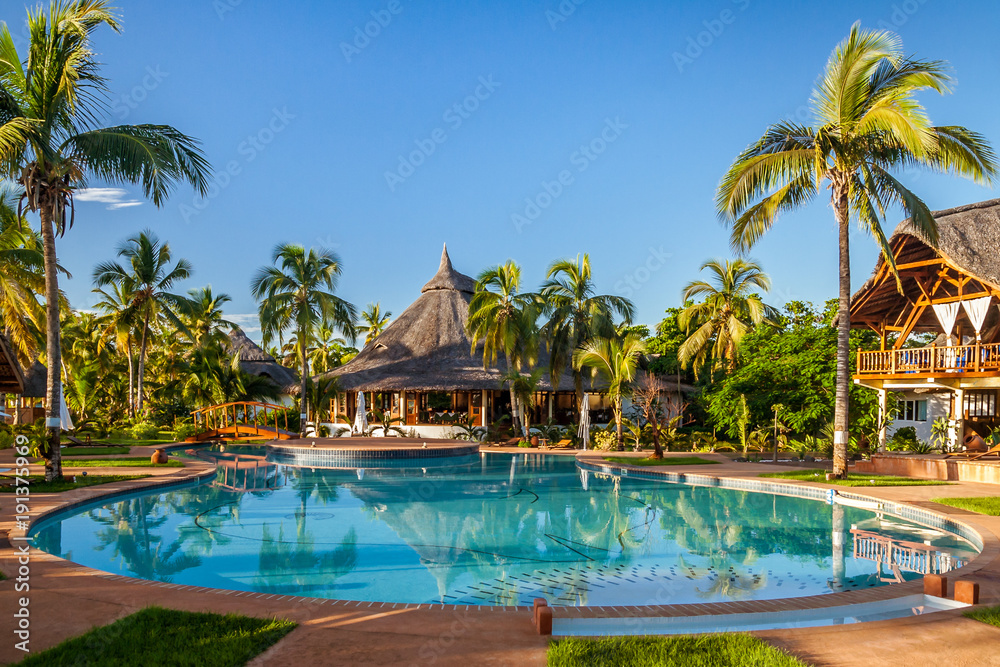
[187,401,297,442]
[851,528,966,583]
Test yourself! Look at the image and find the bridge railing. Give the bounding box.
[189,401,293,441]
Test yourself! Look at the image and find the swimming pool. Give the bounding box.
[29,452,978,607]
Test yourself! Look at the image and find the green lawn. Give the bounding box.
[0,474,150,493]
[965,605,1000,627]
[604,456,720,467]
[759,469,950,487]
[62,457,184,468]
[931,496,1000,515]
[62,446,131,456]
[89,438,177,447]
[548,635,805,667]
[19,607,296,667]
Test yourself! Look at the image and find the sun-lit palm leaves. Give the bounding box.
[180,286,235,349]
[358,302,391,347]
[573,332,647,451]
[251,244,357,436]
[93,230,192,417]
[541,254,634,412]
[716,23,996,477]
[0,184,47,362]
[0,1,211,480]
[678,259,776,377]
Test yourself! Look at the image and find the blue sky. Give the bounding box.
[7,0,1000,338]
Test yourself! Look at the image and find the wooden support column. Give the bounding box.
[952,389,965,450]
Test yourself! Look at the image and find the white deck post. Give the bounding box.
[877,388,888,453]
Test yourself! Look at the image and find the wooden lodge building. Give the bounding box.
[851,198,1000,448]
[319,245,612,436]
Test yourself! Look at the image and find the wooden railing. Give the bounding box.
[851,529,965,576]
[856,342,1000,376]
[189,401,294,441]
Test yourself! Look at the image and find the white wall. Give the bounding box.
[886,390,950,443]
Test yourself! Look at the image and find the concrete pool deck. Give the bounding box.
[2,446,1000,665]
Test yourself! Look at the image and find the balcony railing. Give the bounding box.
[856,342,1000,376]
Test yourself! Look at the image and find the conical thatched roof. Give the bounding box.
[851,198,1000,332]
[0,334,25,395]
[321,245,576,392]
[225,328,299,394]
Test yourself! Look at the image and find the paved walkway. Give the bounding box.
[2,447,1000,665]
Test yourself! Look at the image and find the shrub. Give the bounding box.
[172,423,198,442]
[888,426,919,452]
[517,440,532,448]
[0,429,14,449]
[127,422,160,440]
[591,428,617,450]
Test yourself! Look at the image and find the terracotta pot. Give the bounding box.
[530,436,539,447]
[150,449,168,464]
[964,434,987,452]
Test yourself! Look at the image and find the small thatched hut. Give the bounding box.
[319,245,594,433]
[225,328,299,397]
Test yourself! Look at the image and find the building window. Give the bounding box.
[901,400,927,422]
[965,392,997,418]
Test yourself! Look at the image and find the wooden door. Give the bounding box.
[405,397,417,425]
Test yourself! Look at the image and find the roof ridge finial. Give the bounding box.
[439,243,453,272]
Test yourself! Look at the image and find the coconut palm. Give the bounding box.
[678,258,777,377]
[573,332,647,451]
[467,260,539,436]
[540,254,635,414]
[93,230,192,417]
[0,185,48,363]
[93,281,138,417]
[251,244,357,437]
[716,24,996,477]
[500,367,543,437]
[358,302,391,347]
[308,323,352,374]
[0,1,211,479]
[180,286,235,349]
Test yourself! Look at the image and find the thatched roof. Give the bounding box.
[21,361,46,398]
[225,328,299,394]
[851,198,1000,333]
[320,245,581,392]
[0,334,24,395]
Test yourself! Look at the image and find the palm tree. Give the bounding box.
[540,254,635,414]
[93,281,138,418]
[501,367,544,438]
[251,244,356,437]
[716,24,996,477]
[358,302,391,347]
[0,2,210,479]
[677,258,777,377]
[0,185,48,363]
[466,260,539,436]
[181,286,235,348]
[573,332,647,451]
[93,230,193,417]
[308,323,351,374]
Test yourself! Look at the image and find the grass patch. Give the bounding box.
[548,635,805,667]
[931,496,1000,515]
[89,438,177,447]
[604,456,720,467]
[19,606,296,667]
[965,605,1000,627]
[62,446,131,456]
[0,474,150,493]
[61,457,183,468]
[759,469,950,487]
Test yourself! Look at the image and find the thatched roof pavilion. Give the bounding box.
[225,328,299,395]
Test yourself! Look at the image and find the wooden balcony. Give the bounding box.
[856,342,1000,378]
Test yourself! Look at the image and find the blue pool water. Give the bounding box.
[29,453,977,607]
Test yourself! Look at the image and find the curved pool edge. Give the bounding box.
[6,451,999,633]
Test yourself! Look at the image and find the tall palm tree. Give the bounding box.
[358,302,391,347]
[466,260,539,436]
[541,254,634,414]
[309,323,350,374]
[93,230,193,417]
[677,258,776,377]
[573,332,647,452]
[0,185,48,363]
[0,1,210,479]
[180,285,235,348]
[93,281,137,418]
[716,24,996,477]
[251,244,356,437]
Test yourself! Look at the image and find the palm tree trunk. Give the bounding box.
[505,352,522,437]
[615,398,624,452]
[299,328,308,438]
[39,208,62,481]
[136,313,151,417]
[832,179,851,479]
[126,342,135,420]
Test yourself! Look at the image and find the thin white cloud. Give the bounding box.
[76,187,143,210]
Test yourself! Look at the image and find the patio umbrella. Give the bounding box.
[59,384,74,431]
[577,394,590,450]
[353,392,368,435]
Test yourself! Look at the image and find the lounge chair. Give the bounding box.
[946,443,1000,460]
[549,439,575,449]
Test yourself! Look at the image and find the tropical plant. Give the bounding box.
[180,286,235,348]
[452,416,487,442]
[251,244,357,437]
[573,332,647,451]
[501,367,543,437]
[678,258,776,377]
[0,1,211,480]
[540,254,634,412]
[0,185,48,363]
[716,23,997,477]
[358,302,391,347]
[930,417,951,452]
[367,409,406,438]
[467,260,539,436]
